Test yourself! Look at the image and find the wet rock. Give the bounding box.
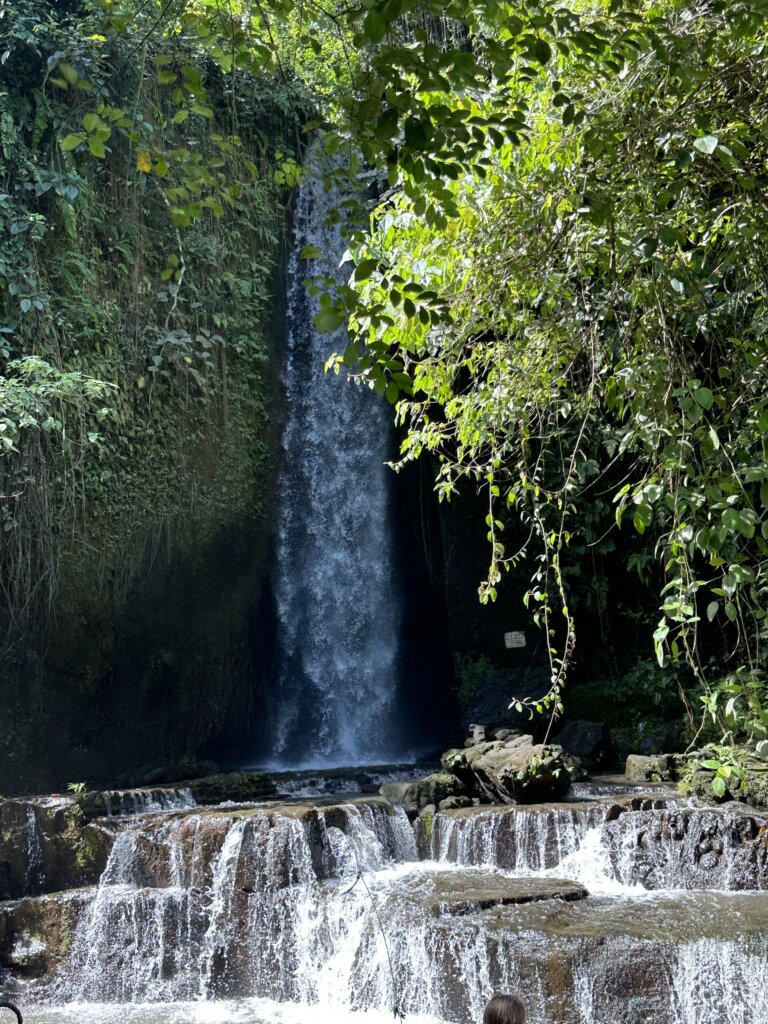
[429,875,588,916]
[185,771,276,804]
[625,754,680,784]
[73,791,109,821]
[0,889,91,981]
[439,795,473,811]
[554,720,614,769]
[140,756,219,785]
[443,736,571,804]
[0,798,113,899]
[379,773,466,813]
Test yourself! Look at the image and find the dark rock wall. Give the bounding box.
[0,259,288,796]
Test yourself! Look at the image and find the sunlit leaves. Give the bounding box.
[339,0,768,726]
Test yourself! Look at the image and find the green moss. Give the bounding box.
[0,16,303,792]
[59,904,74,957]
[420,810,434,843]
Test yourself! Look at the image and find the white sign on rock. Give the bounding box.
[504,631,526,649]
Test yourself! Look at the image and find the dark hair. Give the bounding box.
[483,994,526,1024]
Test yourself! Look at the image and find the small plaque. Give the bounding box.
[504,631,526,649]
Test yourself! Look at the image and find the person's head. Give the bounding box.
[483,994,526,1024]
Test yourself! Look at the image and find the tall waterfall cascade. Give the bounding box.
[3,782,768,1024]
[271,142,402,767]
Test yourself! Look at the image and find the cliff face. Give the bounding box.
[0,276,287,794]
[0,5,298,793]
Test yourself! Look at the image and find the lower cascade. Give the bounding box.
[1,781,768,1024]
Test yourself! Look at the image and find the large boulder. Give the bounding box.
[0,890,91,982]
[379,773,467,813]
[442,735,571,804]
[625,753,680,784]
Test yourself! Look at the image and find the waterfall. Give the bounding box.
[271,141,402,767]
[7,792,768,1024]
[432,801,768,893]
[102,787,196,817]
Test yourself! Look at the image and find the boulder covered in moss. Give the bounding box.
[0,890,91,982]
[379,773,467,813]
[0,798,112,900]
[687,747,768,810]
[442,735,571,804]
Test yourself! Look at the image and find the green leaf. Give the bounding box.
[60,133,85,152]
[694,134,719,154]
[706,601,719,622]
[88,137,106,158]
[693,387,714,410]
[59,63,78,86]
[711,776,726,798]
[363,11,387,43]
[299,245,322,260]
[700,759,721,770]
[376,108,399,140]
[313,307,346,333]
[533,38,552,64]
[82,113,100,133]
[354,258,378,282]
[404,118,427,151]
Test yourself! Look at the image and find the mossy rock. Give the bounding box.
[380,773,467,813]
[186,771,276,804]
[687,747,768,810]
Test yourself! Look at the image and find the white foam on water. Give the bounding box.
[23,999,445,1024]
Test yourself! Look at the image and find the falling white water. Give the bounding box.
[670,938,768,1024]
[199,820,247,996]
[25,804,44,889]
[432,801,768,895]
[17,790,768,1024]
[103,789,196,817]
[431,805,628,892]
[270,140,402,768]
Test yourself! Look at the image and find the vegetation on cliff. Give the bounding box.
[2,0,768,781]
[0,0,304,787]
